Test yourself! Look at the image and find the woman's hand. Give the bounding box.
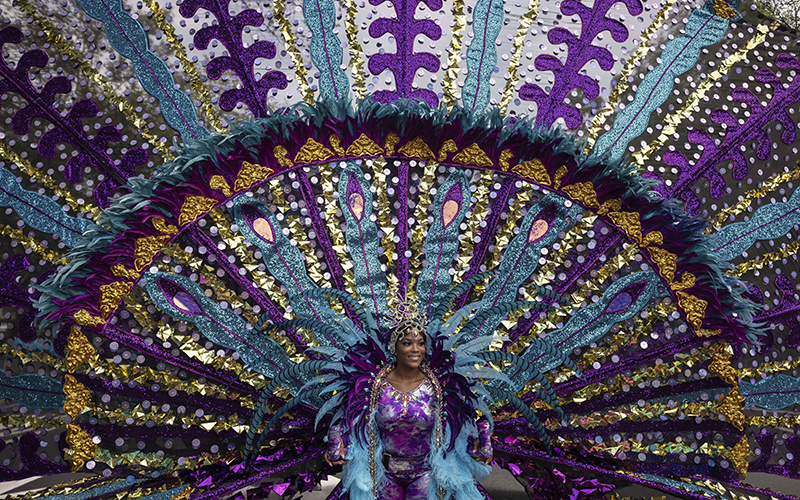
[472,440,492,465]
[324,440,346,466]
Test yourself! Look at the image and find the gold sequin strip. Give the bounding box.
[573,303,674,369]
[585,0,675,144]
[407,162,438,292]
[442,0,466,109]
[372,159,400,297]
[633,23,772,167]
[94,446,203,471]
[499,0,539,114]
[552,399,718,430]
[204,210,294,319]
[162,240,307,360]
[706,160,800,233]
[454,171,493,283]
[144,0,225,134]
[0,412,62,430]
[344,0,367,99]
[16,0,170,158]
[550,345,708,405]
[273,0,314,102]
[287,215,329,288]
[740,357,800,379]
[123,291,265,386]
[152,323,267,387]
[579,434,729,459]
[488,185,533,271]
[0,223,69,264]
[96,402,249,434]
[513,243,639,354]
[530,215,596,287]
[319,163,355,292]
[731,239,800,277]
[0,342,67,371]
[89,355,248,405]
[0,140,94,216]
[747,414,800,428]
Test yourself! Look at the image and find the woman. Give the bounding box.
[325,320,493,500]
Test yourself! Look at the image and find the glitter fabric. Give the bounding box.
[2,0,800,497]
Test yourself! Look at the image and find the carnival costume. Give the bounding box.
[2,0,800,498]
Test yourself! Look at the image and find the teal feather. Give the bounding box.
[338,163,390,328]
[144,272,294,382]
[429,271,496,323]
[232,198,342,343]
[472,193,580,339]
[0,167,93,248]
[416,172,472,319]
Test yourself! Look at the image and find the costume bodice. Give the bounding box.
[375,378,436,458]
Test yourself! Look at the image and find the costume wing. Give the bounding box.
[0,0,797,499]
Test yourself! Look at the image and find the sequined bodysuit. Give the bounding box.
[375,378,436,500]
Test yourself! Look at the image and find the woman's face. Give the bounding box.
[395,330,425,370]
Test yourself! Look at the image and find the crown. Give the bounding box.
[388,294,427,353]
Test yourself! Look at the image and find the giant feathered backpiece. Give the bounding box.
[0,0,799,497]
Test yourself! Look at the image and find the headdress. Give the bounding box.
[387,294,427,355]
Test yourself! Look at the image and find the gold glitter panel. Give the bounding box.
[67,326,98,373]
[100,281,133,319]
[499,0,539,113]
[346,134,384,157]
[452,144,493,167]
[676,291,707,331]
[235,162,274,192]
[134,235,172,272]
[66,424,96,471]
[512,159,551,185]
[272,0,313,102]
[210,175,233,197]
[717,387,745,431]
[295,138,334,163]
[64,374,92,419]
[178,196,218,227]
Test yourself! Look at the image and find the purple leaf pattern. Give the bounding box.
[518,0,643,129]
[643,54,800,214]
[180,0,288,117]
[0,27,147,208]
[0,255,35,343]
[367,0,443,107]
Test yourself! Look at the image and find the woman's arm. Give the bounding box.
[471,418,493,464]
[324,424,347,465]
